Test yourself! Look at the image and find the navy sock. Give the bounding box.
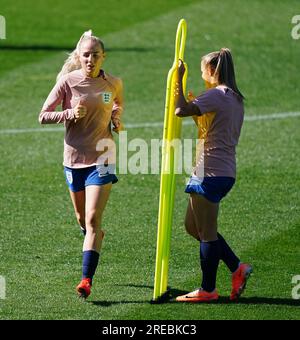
[217,233,240,273]
[200,240,221,292]
[82,250,100,284]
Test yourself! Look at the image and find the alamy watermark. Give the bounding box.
[291,15,300,40]
[0,15,6,39]
[95,131,204,177]
[0,276,5,300]
[292,275,300,300]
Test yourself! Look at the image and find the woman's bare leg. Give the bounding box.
[189,194,219,242]
[83,183,112,252]
[69,189,86,232]
[185,197,201,240]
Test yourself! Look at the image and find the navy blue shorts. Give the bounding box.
[64,165,118,192]
[185,175,235,203]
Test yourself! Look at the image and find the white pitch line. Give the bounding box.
[244,111,300,121]
[0,127,65,134]
[0,111,300,135]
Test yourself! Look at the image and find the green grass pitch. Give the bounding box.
[0,0,299,320]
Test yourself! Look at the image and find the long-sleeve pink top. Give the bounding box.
[39,69,123,168]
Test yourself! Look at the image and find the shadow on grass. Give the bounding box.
[232,297,300,306]
[0,44,156,53]
[89,287,188,307]
[89,284,300,307]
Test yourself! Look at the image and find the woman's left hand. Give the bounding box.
[178,59,186,79]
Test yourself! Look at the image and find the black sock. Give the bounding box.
[200,240,221,292]
[82,250,100,284]
[217,233,240,273]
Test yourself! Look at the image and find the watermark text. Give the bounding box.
[0,15,6,39]
[291,15,300,40]
[0,276,6,300]
[292,275,300,300]
[96,131,203,176]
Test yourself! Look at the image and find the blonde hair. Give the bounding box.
[56,30,105,82]
[202,48,244,99]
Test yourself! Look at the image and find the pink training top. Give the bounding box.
[192,85,244,178]
[39,69,123,168]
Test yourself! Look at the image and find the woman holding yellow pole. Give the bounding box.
[175,48,252,302]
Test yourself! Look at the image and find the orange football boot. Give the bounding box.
[76,278,92,299]
[176,288,219,302]
[230,263,253,301]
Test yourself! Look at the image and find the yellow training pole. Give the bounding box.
[152,19,188,302]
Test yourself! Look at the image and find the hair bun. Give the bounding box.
[83,29,93,37]
[76,30,93,53]
[220,47,230,55]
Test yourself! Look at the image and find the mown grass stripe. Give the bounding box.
[0,111,299,134]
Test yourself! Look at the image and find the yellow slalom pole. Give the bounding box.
[152,19,188,303]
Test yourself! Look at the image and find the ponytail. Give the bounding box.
[56,50,81,82]
[202,48,244,99]
[56,29,105,82]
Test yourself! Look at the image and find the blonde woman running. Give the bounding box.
[39,30,123,299]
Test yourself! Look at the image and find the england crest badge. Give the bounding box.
[101,92,112,104]
[65,171,73,184]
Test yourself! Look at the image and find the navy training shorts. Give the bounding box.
[185,175,235,203]
[64,164,118,192]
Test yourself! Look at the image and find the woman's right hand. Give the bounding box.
[74,101,87,122]
[187,91,196,102]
